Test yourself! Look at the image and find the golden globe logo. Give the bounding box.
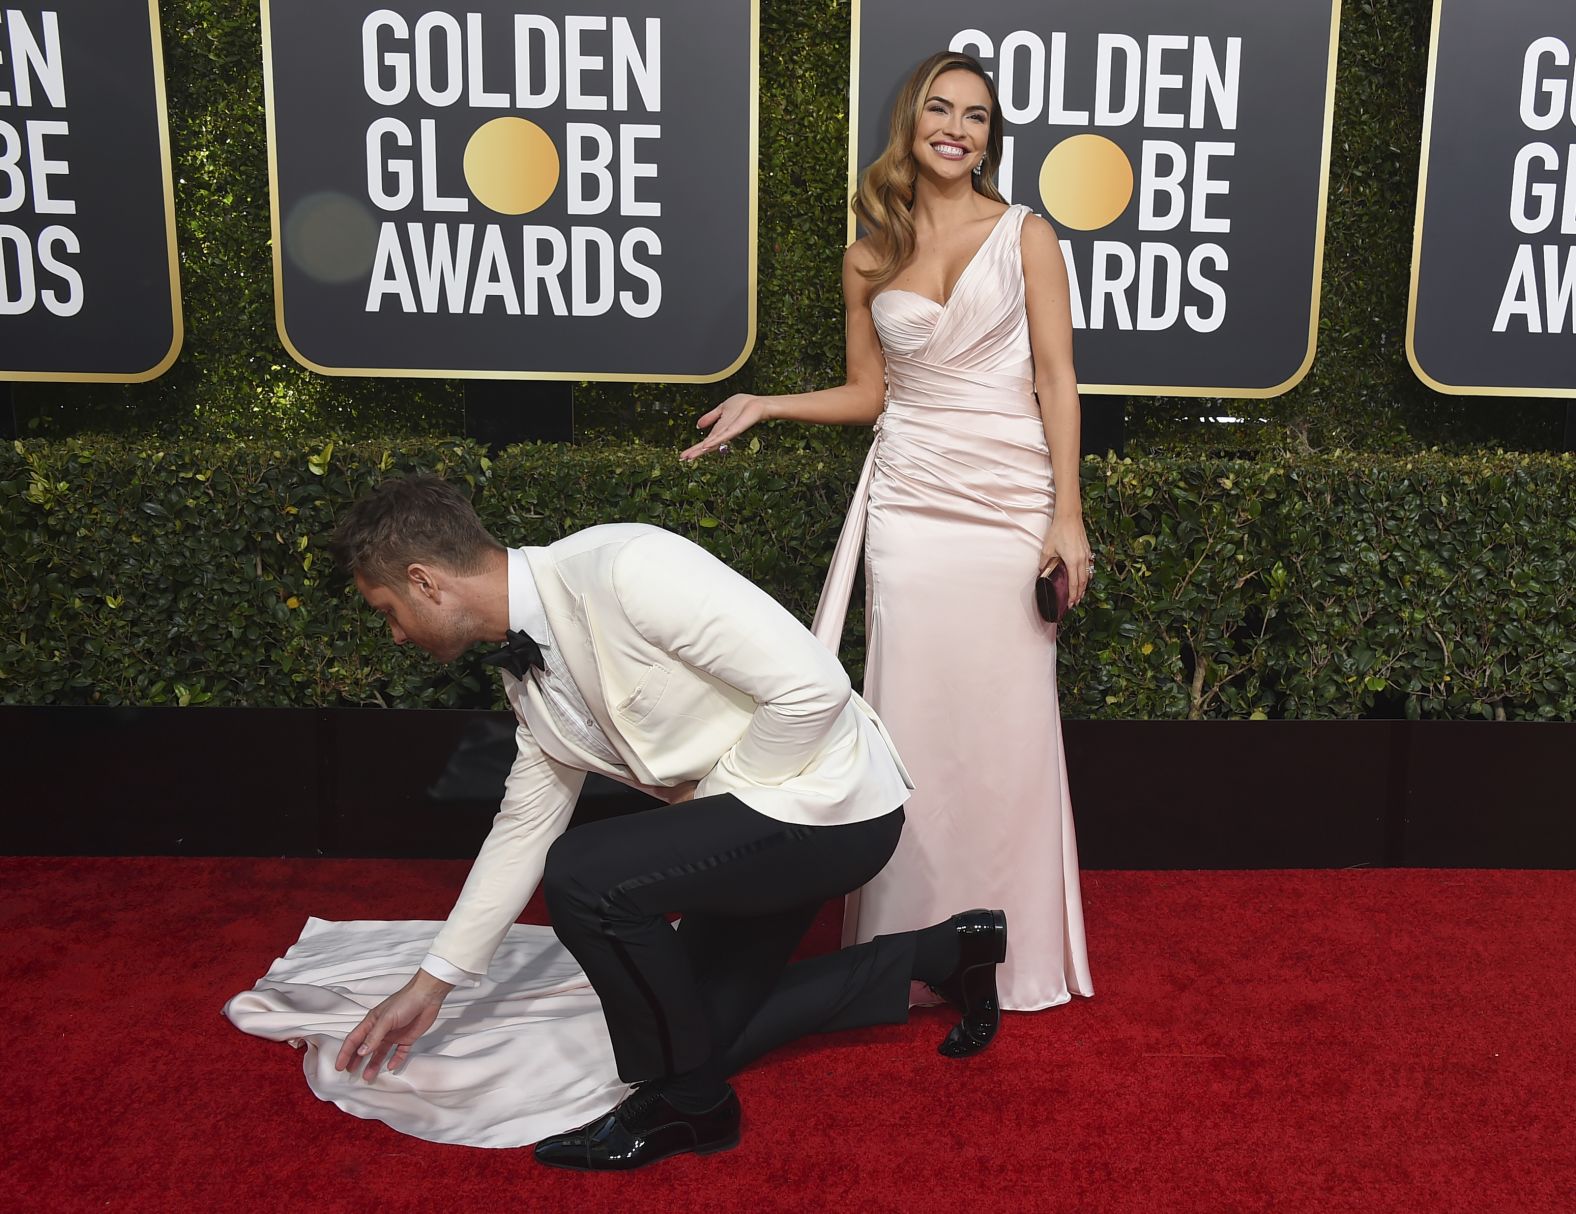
[854,0,1338,395]
[955,28,1241,335]
[357,9,663,318]
[266,0,755,379]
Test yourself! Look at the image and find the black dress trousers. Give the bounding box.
[541,793,913,1083]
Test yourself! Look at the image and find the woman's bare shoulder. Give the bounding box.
[1019,211,1063,256]
[844,234,885,273]
[1020,208,1060,236]
[842,235,889,305]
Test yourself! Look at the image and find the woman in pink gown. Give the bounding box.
[682,52,1093,1011]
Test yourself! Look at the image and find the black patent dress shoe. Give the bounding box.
[930,909,1009,1058]
[533,1082,741,1172]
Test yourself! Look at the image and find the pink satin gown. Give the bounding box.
[813,204,1093,1011]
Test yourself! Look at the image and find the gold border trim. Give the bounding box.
[263,1,758,383]
[3,0,184,383]
[844,1,1344,401]
[846,0,862,247]
[1404,0,1576,399]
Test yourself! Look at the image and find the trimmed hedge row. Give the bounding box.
[5,439,1573,720]
[1,437,854,710]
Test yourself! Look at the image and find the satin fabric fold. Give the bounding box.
[816,204,1093,1011]
[224,918,625,1148]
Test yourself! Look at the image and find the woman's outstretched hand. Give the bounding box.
[681,394,766,461]
[1039,515,1093,608]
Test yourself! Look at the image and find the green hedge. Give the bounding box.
[9,0,1568,454]
[6,440,1572,719]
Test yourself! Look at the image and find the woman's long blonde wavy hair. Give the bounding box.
[853,52,1007,288]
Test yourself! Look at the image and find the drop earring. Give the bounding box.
[973,158,984,176]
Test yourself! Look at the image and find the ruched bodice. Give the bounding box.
[867,205,1054,544]
[814,201,1092,1012]
[870,204,1037,380]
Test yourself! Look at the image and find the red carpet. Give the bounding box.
[3,859,1573,1212]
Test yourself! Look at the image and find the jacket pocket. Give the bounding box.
[615,663,670,724]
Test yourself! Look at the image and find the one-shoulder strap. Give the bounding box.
[1003,202,1031,256]
[811,440,878,653]
[931,204,1030,332]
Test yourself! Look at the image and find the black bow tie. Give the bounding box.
[479,629,545,679]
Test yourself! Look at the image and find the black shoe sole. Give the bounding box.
[937,909,1007,1059]
[533,1131,741,1172]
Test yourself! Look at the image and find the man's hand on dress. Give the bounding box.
[335,968,454,1082]
[1039,514,1094,608]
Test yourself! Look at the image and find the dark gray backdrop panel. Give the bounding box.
[1410,0,1576,395]
[0,1,178,379]
[853,0,1339,395]
[265,0,753,379]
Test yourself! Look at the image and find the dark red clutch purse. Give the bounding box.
[1035,559,1070,624]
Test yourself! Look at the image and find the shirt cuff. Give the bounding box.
[420,951,483,988]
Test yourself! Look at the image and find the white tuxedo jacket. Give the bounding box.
[428,524,914,975]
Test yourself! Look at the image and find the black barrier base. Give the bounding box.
[0,384,15,442]
[464,381,574,448]
[2,707,1571,868]
[1081,397,1125,458]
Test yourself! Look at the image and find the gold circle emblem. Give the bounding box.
[1038,135,1134,231]
[463,118,560,215]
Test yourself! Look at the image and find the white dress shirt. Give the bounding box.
[420,549,616,987]
[500,547,622,767]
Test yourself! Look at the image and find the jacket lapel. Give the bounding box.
[522,545,658,784]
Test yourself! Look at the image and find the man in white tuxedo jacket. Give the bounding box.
[327,475,1007,1172]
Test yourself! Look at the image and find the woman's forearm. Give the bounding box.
[1038,375,1083,519]
[762,381,885,427]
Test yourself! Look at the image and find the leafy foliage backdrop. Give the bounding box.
[6,440,1572,719]
[4,2,1571,720]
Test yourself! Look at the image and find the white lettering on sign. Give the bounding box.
[0,10,82,317]
[358,8,666,318]
[1498,37,1576,334]
[955,26,1243,335]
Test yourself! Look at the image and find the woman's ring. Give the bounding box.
[717,442,732,455]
